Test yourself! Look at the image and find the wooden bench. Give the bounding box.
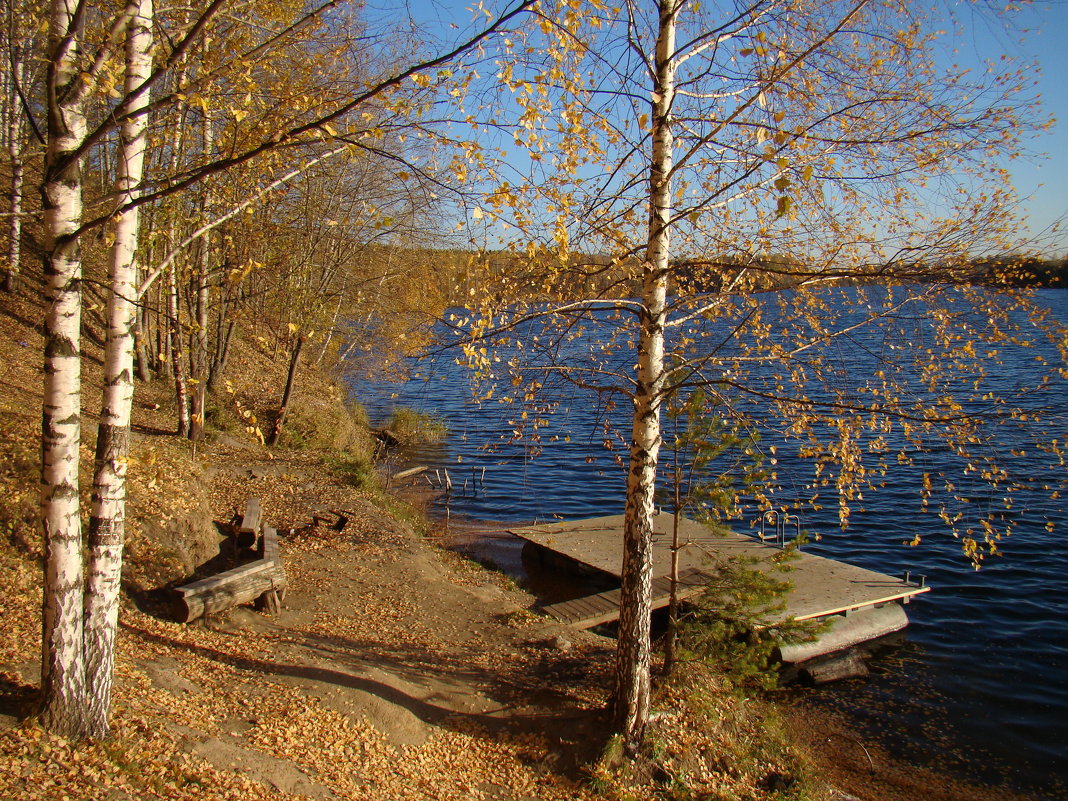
[173,500,287,622]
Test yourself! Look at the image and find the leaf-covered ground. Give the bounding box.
[0,438,794,801]
[0,291,1040,801]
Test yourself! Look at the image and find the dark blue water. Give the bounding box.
[351,286,1068,798]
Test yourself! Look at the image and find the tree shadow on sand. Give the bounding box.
[123,620,611,778]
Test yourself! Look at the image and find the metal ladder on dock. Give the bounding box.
[759,509,802,548]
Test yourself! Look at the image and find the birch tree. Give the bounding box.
[609,0,677,741]
[446,0,1062,751]
[40,0,96,739]
[1,51,23,294]
[1,0,43,294]
[33,0,538,739]
[84,0,152,739]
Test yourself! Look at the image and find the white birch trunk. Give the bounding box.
[162,61,190,433]
[84,0,152,739]
[168,260,190,436]
[612,0,676,752]
[189,74,212,441]
[40,0,87,738]
[4,55,24,294]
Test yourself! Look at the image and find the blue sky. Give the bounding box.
[973,0,1068,254]
[393,0,1068,256]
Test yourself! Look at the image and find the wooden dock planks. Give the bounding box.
[512,513,929,628]
[541,567,713,629]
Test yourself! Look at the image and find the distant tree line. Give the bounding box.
[971,256,1068,288]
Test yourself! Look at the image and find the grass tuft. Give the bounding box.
[325,451,378,490]
[386,407,448,446]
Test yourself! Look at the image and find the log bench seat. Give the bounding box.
[173,499,286,622]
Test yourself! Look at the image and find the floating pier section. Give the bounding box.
[511,513,929,663]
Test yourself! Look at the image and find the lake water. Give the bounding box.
[350,286,1068,799]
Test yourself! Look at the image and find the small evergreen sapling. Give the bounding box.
[658,386,817,686]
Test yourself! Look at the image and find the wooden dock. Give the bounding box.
[511,513,929,636]
[540,567,713,628]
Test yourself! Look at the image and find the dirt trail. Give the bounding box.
[119,451,612,800]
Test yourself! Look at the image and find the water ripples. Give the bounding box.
[351,287,1068,797]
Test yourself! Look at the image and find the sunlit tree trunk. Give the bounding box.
[188,82,212,441]
[157,295,172,378]
[160,62,190,432]
[40,0,87,738]
[267,332,304,447]
[4,54,25,294]
[85,0,152,739]
[611,0,676,752]
[168,260,190,436]
[138,198,162,376]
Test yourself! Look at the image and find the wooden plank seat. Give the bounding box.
[173,501,286,622]
[173,556,286,622]
[235,497,262,550]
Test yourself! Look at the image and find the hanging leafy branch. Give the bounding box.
[425,0,1065,752]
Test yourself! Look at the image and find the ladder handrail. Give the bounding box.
[759,509,801,548]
